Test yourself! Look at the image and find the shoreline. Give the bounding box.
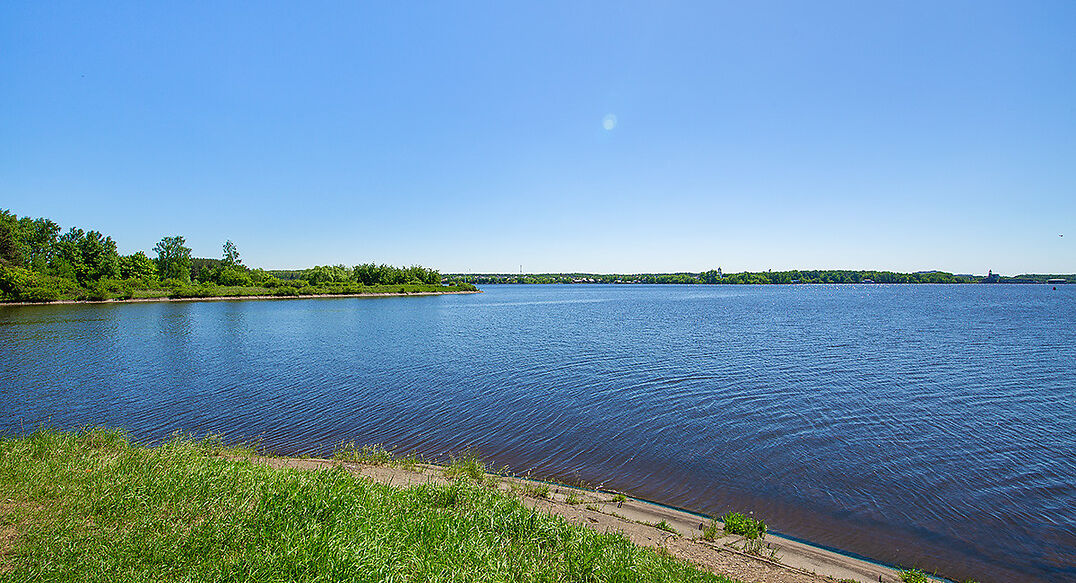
[259,453,937,583]
[0,289,482,307]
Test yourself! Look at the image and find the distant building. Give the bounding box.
[984,270,1000,283]
[1047,279,1066,284]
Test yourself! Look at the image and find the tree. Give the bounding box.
[222,240,241,268]
[19,216,60,271]
[0,210,21,267]
[154,235,192,282]
[79,231,120,281]
[119,251,159,281]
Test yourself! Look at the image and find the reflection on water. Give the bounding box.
[1,285,1074,583]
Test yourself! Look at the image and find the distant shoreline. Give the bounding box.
[0,289,482,308]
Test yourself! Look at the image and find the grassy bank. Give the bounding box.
[0,428,734,582]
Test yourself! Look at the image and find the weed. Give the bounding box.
[641,520,678,534]
[742,537,779,560]
[333,441,394,465]
[520,481,551,499]
[721,511,767,539]
[565,492,583,505]
[443,449,485,482]
[702,517,723,541]
[898,569,929,583]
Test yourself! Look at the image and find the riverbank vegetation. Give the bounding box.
[0,427,733,582]
[446,270,1075,285]
[0,209,475,303]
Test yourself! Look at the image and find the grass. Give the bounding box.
[701,519,723,541]
[519,481,552,499]
[564,492,583,505]
[442,449,487,482]
[719,511,767,540]
[897,568,929,583]
[330,441,426,473]
[640,520,677,534]
[0,427,739,583]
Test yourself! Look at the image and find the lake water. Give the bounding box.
[1,284,1073,582]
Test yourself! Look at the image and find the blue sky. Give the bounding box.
[2,1,1073,274]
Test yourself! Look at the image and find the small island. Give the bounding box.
[0,209,477,304]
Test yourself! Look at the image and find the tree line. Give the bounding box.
[445,269,992,285]
[0,209,459,302]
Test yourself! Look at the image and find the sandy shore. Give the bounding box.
[244,454,932,583]
[0,289,482,307]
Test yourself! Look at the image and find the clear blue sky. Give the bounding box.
[2,1,1073,274]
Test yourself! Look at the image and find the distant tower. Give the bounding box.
[717,267,722,278]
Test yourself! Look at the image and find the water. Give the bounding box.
[1,285,1073,582]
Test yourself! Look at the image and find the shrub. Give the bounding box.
[86,284,111,301]
[23,286,60,303]
[297,285,317,295]
[170,284,219,299]
[274,286,298,296]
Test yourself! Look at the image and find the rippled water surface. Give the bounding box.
[2,285,1074,582]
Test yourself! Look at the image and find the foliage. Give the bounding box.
[119,251,158,281]
[154,235,192,282]
[443,449,487,482]
[222,239,241,267]
[519,481,552,499]
[642,520,678,533]
[720,511,767,540]
[444,269,990,286]
[0,427,734,583]
[1,209,466,304]
[898,569,929,583]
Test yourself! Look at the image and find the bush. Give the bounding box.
[297,286,317,295]
[23,286,60,303]
[274,286,298,296]
[86,284,111,301]
[170,284,219,299]
[217,268,252,287]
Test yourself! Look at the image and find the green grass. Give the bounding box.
[897,568,929,583]
[640,520,677,534]
[519,481,552,499]
[0,427,737,583]
[701,518,723,541]
[719,512,767,540]
[564,492,583,505]
[442,449,487,483]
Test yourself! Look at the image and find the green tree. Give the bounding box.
[19,216,60,271]
[119,251,159,281]
[222,240,241,268]
[154,235,192,282]
[79,231,120,282]
[0,210,22,267]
